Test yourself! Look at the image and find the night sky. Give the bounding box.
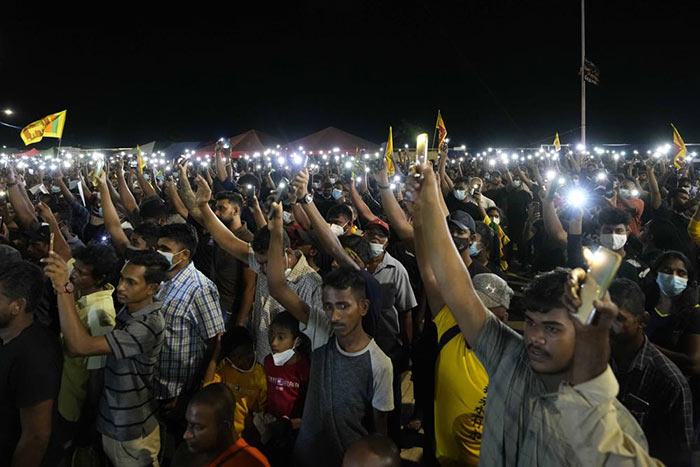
[2,0,699,150]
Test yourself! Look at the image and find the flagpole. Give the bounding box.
[580,0,586,147]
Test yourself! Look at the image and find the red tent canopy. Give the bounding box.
[195,130,283,158]
[288,127,379,153]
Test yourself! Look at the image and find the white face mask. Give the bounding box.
[512,180,522,188]
[283,211,292,225]
[272,337,301,366]
[158,249,185,271]
[329,223,345,236]
[491,217,501,225]
[369,242,385,259]
[453,189,467,201]
[599,233,627,251]
[328,177,337,184]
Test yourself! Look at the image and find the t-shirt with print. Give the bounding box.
[0,322,62,464]
[294,337,394,467]
[263,354,310,419]
[206,360,268,437]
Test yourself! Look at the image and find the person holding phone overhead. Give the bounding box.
[406,162,660,465]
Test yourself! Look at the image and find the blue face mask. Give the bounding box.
[369,242,385,259]
[469,242,481,257]
[332,188,343,200]
[453,189,467,201]
[656,272,688,297]
[619,188,632,199]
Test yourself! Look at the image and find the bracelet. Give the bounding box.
[377,184,391,190]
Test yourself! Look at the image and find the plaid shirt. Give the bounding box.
[612,335,694,456]
[153,262,224,399]
[249,249,322,363]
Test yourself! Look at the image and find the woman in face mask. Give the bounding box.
[642,251,700,378]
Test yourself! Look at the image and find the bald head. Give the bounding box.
[341,435,400,467]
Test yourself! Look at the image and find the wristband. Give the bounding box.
[377,184,391,190]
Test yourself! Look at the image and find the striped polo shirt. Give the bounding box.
[98,301,165,441]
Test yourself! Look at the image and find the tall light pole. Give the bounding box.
[581,0,586,147]
[3,109,12,116]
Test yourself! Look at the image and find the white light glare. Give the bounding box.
[567,188,587,207]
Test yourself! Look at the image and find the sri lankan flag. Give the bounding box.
[136,145,146,172]
[671,124,687,169]
[553,133,561,151]
[436,110,447,147]
[485,215,511,271]
[20,110,67,145]
[385,126,395,177]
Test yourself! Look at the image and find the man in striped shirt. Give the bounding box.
[43,250,171,467]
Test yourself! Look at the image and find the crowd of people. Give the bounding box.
[1,140,698,466]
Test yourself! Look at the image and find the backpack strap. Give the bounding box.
[438,325,466,352]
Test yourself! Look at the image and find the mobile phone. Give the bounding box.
[130,160,138,168]
[273,178,289,203]
[573,247,622,324]
[416,133,428,165]
[49,233,55,253]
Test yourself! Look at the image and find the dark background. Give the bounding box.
[1,0,698,149]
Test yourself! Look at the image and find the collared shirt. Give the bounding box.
[473,312,656,466]
[611,336,694,459]
[99,302,164,441]
[248,249,322,363]
[370,251,417,352]
[154,262,225,399]
[58,284,116,422]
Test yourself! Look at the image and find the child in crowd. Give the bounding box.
[204,327,267,441]
[256,312,311,460]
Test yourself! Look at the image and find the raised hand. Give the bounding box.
[41,251,70,292]
[268,201,284,229]
[194,175,212,206]
[292,168,310,199]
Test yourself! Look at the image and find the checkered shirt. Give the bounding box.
[153,262,224,399]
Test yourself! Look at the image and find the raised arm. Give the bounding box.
[135,166,157,198]
[52,170,76,204]
[375,160,414,246]
[117,164,139,215]
[542,184,568,247]
[412,200,446,316]
[215,147,228,183]
[293,169,360,270]
[348,180,378,223]
[42,252,112,356]
[97,173,131,256]
[194,176,250,264]
[177,162,202,221]
[408,164,488,344]
[646,159,663,210]
[35,203,72,262]
[6,166,40,232]
[267,202,312,324]
[164,180,188,219]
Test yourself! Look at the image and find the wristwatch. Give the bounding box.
[58,282,74,295]
[298,193,314,205]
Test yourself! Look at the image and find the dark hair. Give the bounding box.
[339,235,371,267]
[453,177,469,185]
[215,191,244,208]
[133,222,161,249]
[73,244,121,287]
[652,250,695,283]
[271,311,310,356]
[521,268,570,313]
[189,383,236,427]
[251,225,290,254]
[323,267,367,300]
[598,208,631,227]
[645,218,685,253]
[50,202,73,227]
[643,250,697,311]
[139,196,167,222]
[125,250,170,284]
[238,173,260,190]
[474,221,494,251]
[609,279,645,317]
[326,204,353,223]
[159,223,198,255]
[0,261,45,313]
[669,188,688,199]
[221,326,254,362]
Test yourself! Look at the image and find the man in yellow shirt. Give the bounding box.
[54,245,121,460]
[432,274,513,466]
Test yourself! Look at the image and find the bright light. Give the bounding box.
[558,177,566,185]
[613,154,620,161]
[3,109,12,115]
[277,156,285,165]
[390,183,396,190]
[489,159,496,166]
[567,188,588,207]
[596,172,606,181]
[344,161,352,169]
[576,144,585,151]
[546,170,556,180]
[356,176,362,183]
[632,189,639,197]
[278,182,286,189]
[393,175,400,183]
[333,147,340,153]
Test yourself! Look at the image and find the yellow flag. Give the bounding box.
[436,110,447,147]
[20,110,67,145]
[136,145,146,173]
[671,124,687,169]
[385,126,395,177]
[553,133,561,151]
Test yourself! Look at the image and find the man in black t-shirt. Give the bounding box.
[0,261,62,466]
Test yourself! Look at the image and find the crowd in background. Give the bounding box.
[2,140,699,466]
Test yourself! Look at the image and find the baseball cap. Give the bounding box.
[0,244,22,263]
[473,273,514,309]
[447,210,475,234]
[365,218,390,235]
